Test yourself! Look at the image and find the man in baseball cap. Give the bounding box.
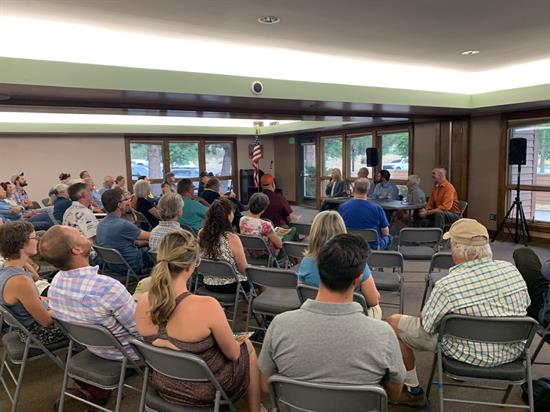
[260,174,299,227]
[386,218,529,407]
[10,172,34,209]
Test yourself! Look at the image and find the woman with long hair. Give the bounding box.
[134,179,160,228]
[198,198,249,293]
[320,168,346,211]
[298,211,382,318]
[135,231,262,410]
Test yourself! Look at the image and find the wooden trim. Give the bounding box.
[505,185,550,192]
[496,116,508,228]
[124,136,132,192]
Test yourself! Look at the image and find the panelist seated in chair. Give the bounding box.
[135,231,263,411]
[418,168,460,230]
[259,234,405,401]
[0,221,65,345]
[371,170,399,201]
[320,168,346,211]
[386,219,530,408]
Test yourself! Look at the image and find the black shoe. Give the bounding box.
[390,386,427,408]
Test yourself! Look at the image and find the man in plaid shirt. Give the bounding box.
[387,219,530,407]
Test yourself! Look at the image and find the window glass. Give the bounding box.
[348,134,373,178]
[322,137,343,176]
[506,190,550,223]
[380,131,409,180]
[169,142,200,178]
[130,143,164,180]
[205,143,233,176]
[508,123,550,186]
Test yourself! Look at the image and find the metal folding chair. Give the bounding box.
[420,252,455,309]
[426,315,538,411]
[367,251,405,313]
[443,201,468,233]
[269,374,388,412]
[238,233,278,267]
[398,227,442,262]
[289,222,312,240]
[130,338,238,412]
[179,223,197,236]
[530,322,550,366]
[0,305,67,412]
[195,259,250,331]
[282,241,308,271]
[296,284,370,316]
[348,228,379,252]
[245,266,300,331]
[93,245,141,288]
[134,210,152,231]
[54,318,142,412]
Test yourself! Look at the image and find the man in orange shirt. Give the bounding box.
[418,168,460,230]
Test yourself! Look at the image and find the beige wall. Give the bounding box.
[273,136,297,202]
[412,122,438,195]
[236,135,275,174]
[0,135,127,201]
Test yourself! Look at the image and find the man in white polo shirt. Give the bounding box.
[63,182,98,241]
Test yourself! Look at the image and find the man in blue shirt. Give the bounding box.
[177,178,208,233]
[338,178,392,250]
[96,188,152,278]
[372,170,399,200]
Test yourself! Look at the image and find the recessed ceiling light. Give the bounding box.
[258,16,280,25]
[461,50,480,56]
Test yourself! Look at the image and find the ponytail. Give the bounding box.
[148,261,176,325]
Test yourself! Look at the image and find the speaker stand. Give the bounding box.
[492,163,531,245]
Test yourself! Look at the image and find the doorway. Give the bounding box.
[298,141,318,207]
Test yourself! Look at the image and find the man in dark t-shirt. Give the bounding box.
[260,174,295,227]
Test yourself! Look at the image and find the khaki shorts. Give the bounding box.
[397,315,438,352]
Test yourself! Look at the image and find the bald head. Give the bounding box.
[103,175,115,189]
[40,225,91,271]
[432,168,447,184]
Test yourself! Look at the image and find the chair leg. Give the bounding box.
[420,280,429,310]
[530,337,545,363]
[231,293,240,332]
[502,385,513,404]
[114,359,127,412]
[138,367,148,412]
[437,350,445,412]
[214,390,221,412]
[425,354,437,399]
[11,337,31,412]
[245,296,253,332]
[526,353,534,412]
[58,340,73,412]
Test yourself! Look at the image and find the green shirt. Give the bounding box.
[178,196,207,233]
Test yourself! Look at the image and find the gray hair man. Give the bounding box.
[386,218,530,407]
[405,175,426,204]
[148,193,184,251]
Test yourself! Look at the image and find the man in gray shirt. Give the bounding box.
[258,234,405,401]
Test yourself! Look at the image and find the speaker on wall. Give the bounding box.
[509,138,527,165]
[366,148,379,167]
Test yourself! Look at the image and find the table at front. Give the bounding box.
[324,197,426,211]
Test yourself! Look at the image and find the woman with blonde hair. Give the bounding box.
[134,179,160,228]
[320,168,346,211]
[135,231,262,410]
[298,211,381,317]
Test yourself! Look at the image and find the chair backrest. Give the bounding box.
[197,259,240,282]
[31,200,42,209]
[149,251,157,264]
[269,374,387,412]
[367,251,404,271]
[133,210,152,230]
[93,245,131,267]
[438,315,538,346]
[348,228,379,245]
[458,200,468,217]
[398,227,442,245]
[180,223,197,236]
[0,304,27,330]
[55,317,124,349]
[238,234,271,253]
[246,266,298,289]
[289,222,312,237]
[296,284,369,315]
[282,241,308,260]
[41,198,51,207]
[429,252,454,272]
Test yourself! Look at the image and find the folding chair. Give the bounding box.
[289,222,312,240]
[41,198,52,207]
[93,245,141,288]
[54,318,142,412]
[130,339,239,412]
[348,228,379,251]
[426,315,538,412]
[134,210,152,231]
[0,305,67,412]
[179,223,197,236]
[398,227,442,262]
[420,252,455,309]
[149,251,157,265]
[269,374,387,412]
[442,201,468,233]
[367,251,405,313]
[238,234,278,267]
[31,201,42,210]
[530,322,550,366]
[296,284,370,316]
[245,266,300,332]
[195,259,250,331]
[282,241,308,271]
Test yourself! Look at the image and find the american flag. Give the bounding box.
[252,131,262,188]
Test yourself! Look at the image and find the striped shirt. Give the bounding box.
[422,258,530,367]
[149,221,184,251]
[48,266,140,360]
[12,186,29,207]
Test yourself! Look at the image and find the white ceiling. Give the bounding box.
[5,0,550,71]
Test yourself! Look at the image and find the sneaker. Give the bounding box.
[390,386,427,408]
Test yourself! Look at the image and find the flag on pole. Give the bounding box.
[252,123,263,188]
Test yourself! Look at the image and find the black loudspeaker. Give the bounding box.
[509,138,527,165]
[366,148,379,167]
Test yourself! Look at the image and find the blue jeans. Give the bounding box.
[378,235,393,250]
[28,212,54,231]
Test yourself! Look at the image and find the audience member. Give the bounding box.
[79,170,91,179]
[338,178,392,250]
[259,234,404,400]
[386,219,530,407]
[135,231,262,410]
[418,168,460,230]
[84,177,103,210]
[239,192,283,258]
[99,175,115,195]
[115,175,131,197]
[160,182,172,195]
[372,170,399,200]
[200,177,243,227]
[163,172,177,193]
[58,172,72,185]
[0,221,65,345]
[198,198,249,293]
[260,174,297,227]
[197,171,213,197]
[0,183,24,222]
[134,179,160,228]
[298,211,381,317]
[513,247,550,326]
[41,225,141,405]
[177,179,208,233]
[63,182,99,240]
[11,173,34,209]
[51,184,72,223]
[96,188,152,277]
[149,193,184,251]
[320,168,346,211]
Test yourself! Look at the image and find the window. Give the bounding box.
[380,131,410,181]
[507,122,550,223]
[169,142,199,178]
[322,136,343,176]
[347,134,373,178]
[130,142,164,180]
[205,142,234,192]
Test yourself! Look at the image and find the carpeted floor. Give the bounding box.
[1,208,549,411]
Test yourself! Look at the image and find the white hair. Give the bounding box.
[133,179,150,199]
[408,175,421,185]
[451,238,493,262]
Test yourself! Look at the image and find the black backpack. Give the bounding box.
[522,378,550,412]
